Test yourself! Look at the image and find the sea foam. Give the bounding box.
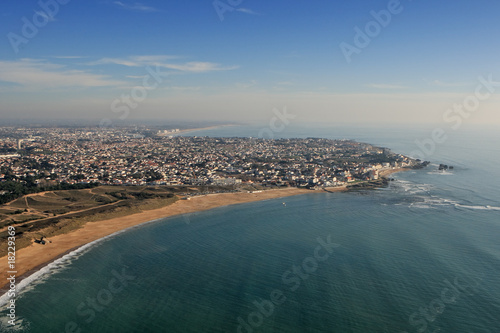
[455,204,500,211]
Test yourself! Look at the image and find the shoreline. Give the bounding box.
[0,187,313,292]
[165,124,237,136]
[378,167,412,178]
[0,168,410,293]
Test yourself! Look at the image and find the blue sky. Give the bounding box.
[1,0,500,125]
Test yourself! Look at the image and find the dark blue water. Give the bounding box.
[1,125,499,332]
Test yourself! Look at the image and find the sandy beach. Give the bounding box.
[378,167,411,178]
[0,187,318,291]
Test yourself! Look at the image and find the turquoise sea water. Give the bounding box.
[1,125,499,332]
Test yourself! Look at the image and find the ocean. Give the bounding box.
[1,124,499,333]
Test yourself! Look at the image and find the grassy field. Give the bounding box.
[0,185,210,257]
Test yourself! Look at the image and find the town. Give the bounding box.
[0,126,423,198]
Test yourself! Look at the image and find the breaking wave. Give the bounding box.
[0,217,165,308]
[388,179,499,211]
[455,204,500,211]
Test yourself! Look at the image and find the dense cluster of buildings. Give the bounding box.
[0,127,418,189]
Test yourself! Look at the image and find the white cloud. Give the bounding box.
[51,56,88,59]
[89,56,238,73]
[0,59,125,88]
[368,83,407,89]
[161,61,238,72]
[235,8,260,15]
[430,80,471,87]
[131,55,178,63]
[88,57,141,67]
[113,1,158,12]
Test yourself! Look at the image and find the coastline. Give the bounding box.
[378,167,411,178]
[167,124,237,136]
[0,187,312,292]
[0,168,409,293]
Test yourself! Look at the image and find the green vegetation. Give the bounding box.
[0,178,99,205]
[0,186,185,257]
[346,178,389,190]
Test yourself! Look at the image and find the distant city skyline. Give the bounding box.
[1,0,500,125]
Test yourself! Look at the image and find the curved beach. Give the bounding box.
[0,187,316,291]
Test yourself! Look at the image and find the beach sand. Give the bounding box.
[0,187,319,290]
[379,167,411,178]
